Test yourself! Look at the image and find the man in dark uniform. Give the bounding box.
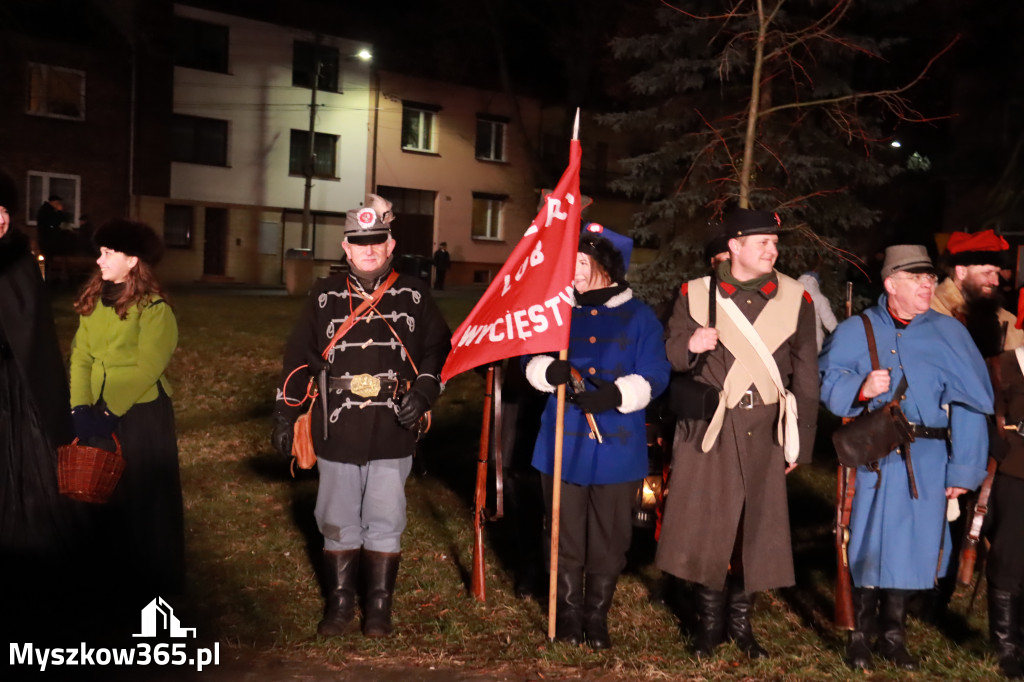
[35,194,69,261]
[432,241,451,290]
[272,194,451,638]
[656,208,819,659]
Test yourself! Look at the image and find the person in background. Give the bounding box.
[432,241,451,291]
[36,193,70,261]
[526,223,670,650]
[272,194,451,638]
[798,256,838,351]
[69,219,185,601]
[820,244,991,671]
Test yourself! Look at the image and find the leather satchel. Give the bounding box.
[831,315,914,469]
[668,272,720,420]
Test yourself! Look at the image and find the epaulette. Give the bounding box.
[680,282,689,295]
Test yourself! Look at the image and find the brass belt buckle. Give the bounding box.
[350,373,381,398]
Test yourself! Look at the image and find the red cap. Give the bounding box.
[946,230,1009,267]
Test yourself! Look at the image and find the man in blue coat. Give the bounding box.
[820,244,992,671]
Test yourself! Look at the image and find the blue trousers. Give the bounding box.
[315,456,413,553]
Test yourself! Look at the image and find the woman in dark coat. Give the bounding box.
[0,173,91,624]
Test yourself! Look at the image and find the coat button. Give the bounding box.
[746,299,753,305]
[747,431,752,437]
[897,333,902,337]
[588,432,595,440]
[590,309,598,316]
[891,349,896,354]
[588,367,596,375]
[589,336,597,343]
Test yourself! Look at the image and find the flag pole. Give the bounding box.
[547,108,581,640]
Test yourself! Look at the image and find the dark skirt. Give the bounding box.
[0,351,93,563]
[95,388,186,604]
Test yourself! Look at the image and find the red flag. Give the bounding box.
[440,139,582,383]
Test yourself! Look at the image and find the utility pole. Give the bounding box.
[301,36,322,247]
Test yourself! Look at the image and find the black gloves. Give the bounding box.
[271,413,294,458]
[545,359,572,385]
[71,405,120,442]
[397,376,440,430]
[570,378,621,414]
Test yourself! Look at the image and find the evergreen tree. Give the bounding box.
[602,0,943,302]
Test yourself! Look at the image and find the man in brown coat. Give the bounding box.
[656,208,819,659]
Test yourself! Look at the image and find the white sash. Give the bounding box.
[717,295,801,464]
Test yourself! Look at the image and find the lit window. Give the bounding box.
[164,205,195,249]
[27,172,80,226]
[289,130,339,178]
[471,193,505,240]
[402,102,439,153]
[27,63,85,120]
[476,116,507,161]
[171,115,229,166]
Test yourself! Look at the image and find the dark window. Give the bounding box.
[171,115,228,166]
[164,205,194,248]
[292,41,340,92]
[289,130,339,178]
[27,63,85,120]
[475,116,507,161]
[174,17,229,73]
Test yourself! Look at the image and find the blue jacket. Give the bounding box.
[527,288,670,486]
[819,297,992,589]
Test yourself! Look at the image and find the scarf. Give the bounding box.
[575,283,626,307]
[717,259,772,292]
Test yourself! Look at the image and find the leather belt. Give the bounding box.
[735,389,766,410]
[909,424,949,440]
[328,374,400,398]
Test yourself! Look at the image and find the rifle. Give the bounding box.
[567,367,603,443]
[958,457,998,586]
[834,281,856,630]
[470,364,504,602]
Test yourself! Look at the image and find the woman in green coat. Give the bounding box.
[70,219,184,599]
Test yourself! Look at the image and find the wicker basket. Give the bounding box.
[58,435,125,504]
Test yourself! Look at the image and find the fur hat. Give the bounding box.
[93,219,164,265]
[579,223,631,284]
[0,172,18,214]
[344,193,395,245]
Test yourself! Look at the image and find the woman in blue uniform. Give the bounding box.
[525,224,670,649]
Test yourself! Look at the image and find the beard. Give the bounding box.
[963,294,1005,358]
[962,275,999,303]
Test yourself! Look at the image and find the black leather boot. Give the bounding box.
[554,568,584,645]
[692,583,728,657]
[990,588,1024,679]
[877,589,918,670]
[846,587,879,670]
[583,573,617,650]
[317,549,360,636]
[726,579,768,659]
[362,550,400,637]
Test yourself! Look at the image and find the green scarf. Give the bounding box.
[717,259,772,292]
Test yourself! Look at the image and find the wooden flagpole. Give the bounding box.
[547,109,581,640]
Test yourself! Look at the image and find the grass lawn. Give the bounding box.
[50,288,1005,680]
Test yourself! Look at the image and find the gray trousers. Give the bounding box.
[541,474,638,575]
[315,456,413,553]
